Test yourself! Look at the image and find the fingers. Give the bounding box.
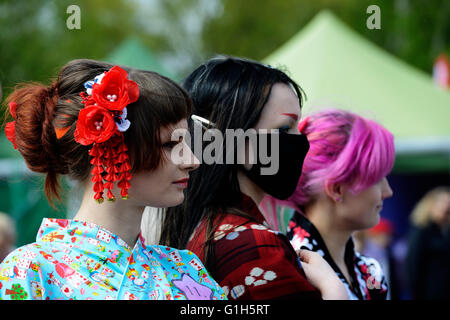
[301,259,311,274]
[297,249,312,263]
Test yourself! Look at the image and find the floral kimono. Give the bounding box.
[187,194,321,300]
[286,212,388,300]
[0,218,226,300]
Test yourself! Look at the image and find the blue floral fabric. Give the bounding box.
[0,218,226,300]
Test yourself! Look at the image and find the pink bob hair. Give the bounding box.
[285,109,395,210]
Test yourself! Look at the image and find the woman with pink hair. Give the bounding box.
[271,109,395,300]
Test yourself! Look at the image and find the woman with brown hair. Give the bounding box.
[0,59,225,300]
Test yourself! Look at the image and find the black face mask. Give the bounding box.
[242,132,309,200]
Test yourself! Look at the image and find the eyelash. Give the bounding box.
[162,141,179,149]
[279,125,291,133]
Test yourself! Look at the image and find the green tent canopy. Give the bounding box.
[264,11,450,173]
[104,37,176,79]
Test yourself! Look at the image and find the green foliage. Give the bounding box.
[0,0,151,99]
[201,0,450,74]
[0,0,447,99]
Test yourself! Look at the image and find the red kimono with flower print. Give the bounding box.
[186,195,321,300]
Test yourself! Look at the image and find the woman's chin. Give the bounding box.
[164,192,185,208]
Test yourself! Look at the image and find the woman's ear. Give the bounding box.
[324,181,344,203]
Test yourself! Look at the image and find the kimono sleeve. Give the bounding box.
[0,247,45,300]
[212,226,322,300]
[172,248,227,300]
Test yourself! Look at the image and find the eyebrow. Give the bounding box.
[281,113,299,121]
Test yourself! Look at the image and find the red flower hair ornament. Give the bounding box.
[5,101,18,149]
[4,66,138,203]
[74,66,139,203]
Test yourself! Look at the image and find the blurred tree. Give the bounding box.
[0,0,168,99]
[201,0,450,75]
[1,0,448,96]
[131,0,223,77]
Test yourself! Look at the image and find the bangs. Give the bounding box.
[331,116,395,194]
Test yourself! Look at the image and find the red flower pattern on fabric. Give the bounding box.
[293,226,310,243]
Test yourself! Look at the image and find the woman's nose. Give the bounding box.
[382,178,393,199]
[179,142,200,171]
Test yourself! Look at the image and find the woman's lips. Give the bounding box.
[173,178,189,188]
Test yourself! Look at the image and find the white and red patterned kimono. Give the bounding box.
[287,212,389,300]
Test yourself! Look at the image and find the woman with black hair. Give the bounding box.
[160,56,348,300]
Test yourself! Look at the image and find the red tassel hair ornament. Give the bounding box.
[72,66,139,203]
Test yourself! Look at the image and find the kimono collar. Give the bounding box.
[239,193,266,224]
[37,218,137,254]
[290,212,392,300]
[290,213,356,265]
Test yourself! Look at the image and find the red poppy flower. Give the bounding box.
[91,66,139,111]
[5,121,17,149]
[74,105,117,145]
